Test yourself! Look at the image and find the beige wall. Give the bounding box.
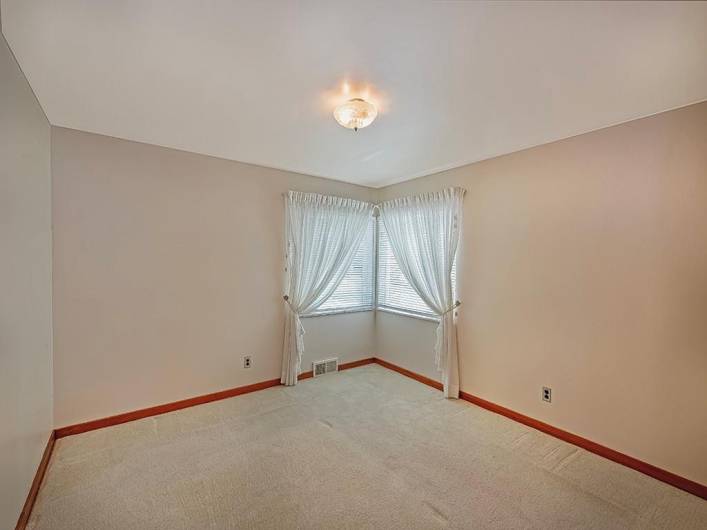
[0,24,53,530]
[376,102,707,485]
[51,127,376,427]
[301,311,375,369]
[51,103,707,485]
[376,312,439,381]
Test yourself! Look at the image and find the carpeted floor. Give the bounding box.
[29,364,706,529]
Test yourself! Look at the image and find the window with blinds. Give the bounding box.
[305,218,375,316]
[376,218,456,319]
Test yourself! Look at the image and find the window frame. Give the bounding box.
[299,213,456,322]
[375,305,441,322]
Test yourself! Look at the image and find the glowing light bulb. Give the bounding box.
[333,98,378,131]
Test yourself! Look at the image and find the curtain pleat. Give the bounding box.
[281,191,373,386]
[379,187,466,398]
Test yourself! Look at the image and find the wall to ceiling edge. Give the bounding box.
[375,101,707,486]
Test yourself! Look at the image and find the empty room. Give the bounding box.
[2,1,706,529]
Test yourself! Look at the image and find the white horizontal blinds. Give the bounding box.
[377,218,456,317]
[313,218,375,314]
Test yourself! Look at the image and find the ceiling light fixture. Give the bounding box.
[333,98,377,131]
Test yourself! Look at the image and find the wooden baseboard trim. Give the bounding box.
[371,357,707,500]
[373,357,444,391]
[55,378,282,438]
[458,390,707,500]
[38,355,705,518]
[55,357,376,439]
[15,431,55,530]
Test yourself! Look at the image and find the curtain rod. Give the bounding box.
[281,187,465,206]
[280,191,381,208]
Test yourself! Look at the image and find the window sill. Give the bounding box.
[376,306,439,323]
[301,307,374,318]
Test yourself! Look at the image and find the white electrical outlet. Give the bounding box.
[243,355,252,369]
[542,386,552,403]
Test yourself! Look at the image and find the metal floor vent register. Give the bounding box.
[312,358,339,377]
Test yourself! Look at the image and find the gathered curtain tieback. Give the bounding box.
[439,300,461,316]
[282,295,299,315]
[283,295,297,313]
[283,295,305,336]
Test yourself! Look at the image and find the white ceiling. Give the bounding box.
[2,1,706,188]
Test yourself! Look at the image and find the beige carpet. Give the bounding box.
[29,365,705,529]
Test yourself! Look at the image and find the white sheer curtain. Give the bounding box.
[281,191,373,386]
[379,187,466,398]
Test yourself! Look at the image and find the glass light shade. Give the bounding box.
[333,98,377,131]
